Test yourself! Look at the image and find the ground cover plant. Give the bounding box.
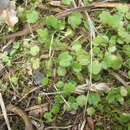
[0,0,130,130]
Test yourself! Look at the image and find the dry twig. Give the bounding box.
[0,22,42,39]
[0,93,11,130]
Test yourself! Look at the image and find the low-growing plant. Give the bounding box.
[0,1,130,129]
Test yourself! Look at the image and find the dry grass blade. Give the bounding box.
[108,70,128,87]
[0,62,5,77]
[92,2,130,8]
[0,93,11,130]
[75,82,111,94]
[45,125,73,130]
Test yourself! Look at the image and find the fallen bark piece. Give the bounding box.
[87,117,94,130]
[6,104,34,130]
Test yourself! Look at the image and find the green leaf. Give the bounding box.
[119,113,130,123]
[11,76,18,85]
[120,87,128,97]
[58,19,65,30]
[68,12,82,28]
[123,45,130,57]
[43,112,53,122]
[118,27,128,38]
[108,46,117,53]
[87,107,96,116]
[13,42,20,49]
[63,82,76,93]
[76,95,88,107]
[109,35,117,45]
[106,94,116,103]
[99,11,111,25]
[88,93,101,105]
[32,58,40,69]
[103,53,122,70]
[93,47,101,54]
[70,103,79,110]
[126,13,130,20]
[99,11,122,28]
[42,77,49,85]
[128,123,130,130]
[71,41,81,50]
[117,96,124,104]
[2,56,11,66]
[62,0,73,5]
[56,81,64,88]
[71,62,82,72]
[46,15,58,29]
[55,95,64,103]
[58,52,73,67]
[93,35,108,46]
[92,60,102,75]
[77,55,90,65]
[127,24,130,31]
[68,96,76,103]
[63,103,71,111]
[26,10,39,23]
[51,104,60,114]
[109,15,122,28]
[106,88,121,103]
[84,20,89,30]
[116,4,129,14]
[37,29,48,37]
[117,38,125,44]
[57,67,67,76]
[30,45,40,56]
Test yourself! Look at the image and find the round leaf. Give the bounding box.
[87,107,96,116]
[92,60,102,75]
[104,53,122,70]
[120,87,128,97]
[68,12,82,28]
[30,45,40,56]
[26,10,39,23]
[88,93,101,106]
[76,95,88,107]
[63,82,76,93]
[58,52,73,67]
